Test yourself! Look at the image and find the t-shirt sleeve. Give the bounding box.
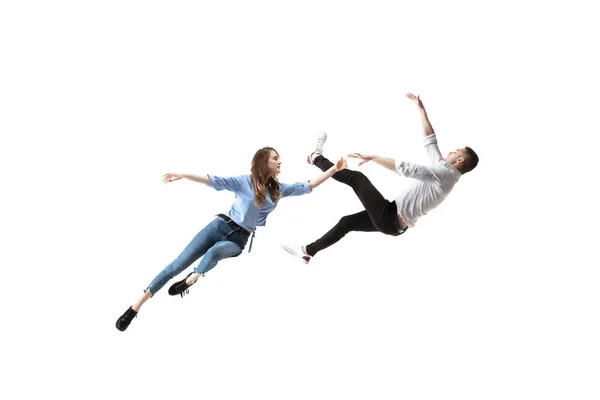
[394,160,442,185]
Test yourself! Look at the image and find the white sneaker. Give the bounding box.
[315,132,327,153]
[309,132,328,164]
[281,244,312,264]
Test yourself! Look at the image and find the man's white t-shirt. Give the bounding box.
[394,134,461,228]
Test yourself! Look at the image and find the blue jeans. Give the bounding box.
[145,216,249,295]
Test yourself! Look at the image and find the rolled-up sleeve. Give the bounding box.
[207,175,246,192]
[395,160,441,185]
[280,181,312,198]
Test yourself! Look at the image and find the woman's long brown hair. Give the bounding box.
[251,147,281,207]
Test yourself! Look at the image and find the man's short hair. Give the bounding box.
[463,147,479,173]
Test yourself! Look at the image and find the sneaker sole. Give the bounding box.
[281,245,310,264]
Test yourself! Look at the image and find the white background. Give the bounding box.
[1,1,598,399]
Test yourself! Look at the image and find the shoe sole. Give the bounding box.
[281,245,309,264]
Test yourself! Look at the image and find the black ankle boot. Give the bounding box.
[168,272,198,297]
[115,306,138,331]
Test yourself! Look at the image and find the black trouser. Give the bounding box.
[305,155,405,257]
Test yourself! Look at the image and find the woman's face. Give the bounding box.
[266,150,281,176]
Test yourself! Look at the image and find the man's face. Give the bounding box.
[446,148,466,164]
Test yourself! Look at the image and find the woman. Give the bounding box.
[116,147,346,331]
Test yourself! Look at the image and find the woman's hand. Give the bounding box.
[163,173,183,183]
[335,157,347,171]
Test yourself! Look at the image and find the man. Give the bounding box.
[282,93,479,263]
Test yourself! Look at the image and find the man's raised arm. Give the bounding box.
[406,93,435,137]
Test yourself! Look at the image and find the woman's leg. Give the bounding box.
[168,228,249,296]
[116,218,231,331]
[144,219,223,296]
[305,210,377,256]
[195,239,244,274]
[313,155,389,231]
[132,291,152,312]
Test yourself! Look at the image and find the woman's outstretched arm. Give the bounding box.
[163,173,209,185]
[308,157,347,190]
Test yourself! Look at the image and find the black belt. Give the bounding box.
[217,214,251,237]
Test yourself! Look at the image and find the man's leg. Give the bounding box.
[305,210,377,256]
[313,155,389,231]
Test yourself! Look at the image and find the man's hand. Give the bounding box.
[347,153,373,166]
[406,93,425,110]
[407,92,434,136]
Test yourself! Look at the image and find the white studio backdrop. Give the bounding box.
[1,1,598,399]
